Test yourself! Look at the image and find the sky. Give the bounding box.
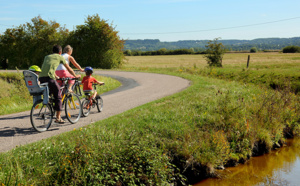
[1,0,300,42]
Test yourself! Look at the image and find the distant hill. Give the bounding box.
[124,37,300,51]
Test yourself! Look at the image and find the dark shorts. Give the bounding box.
[39,76,62,111]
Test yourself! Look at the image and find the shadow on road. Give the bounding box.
[0,114,30,121]
[0,126,36,137]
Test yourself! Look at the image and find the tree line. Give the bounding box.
[124,38,300,52]
[0,15,124,70]
[124,44,300,56]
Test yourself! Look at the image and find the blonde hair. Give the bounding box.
[63,45,73,53]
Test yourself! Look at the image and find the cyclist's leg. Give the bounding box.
[92,90,97,100]
[40,77,63,120]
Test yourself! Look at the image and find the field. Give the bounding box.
[0,53,300,185]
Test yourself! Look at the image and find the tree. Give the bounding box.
[66,14,124,69]
[250,47,258,53]
[282,46,300,53]
[204,38,226,67]
[0,16,69,69]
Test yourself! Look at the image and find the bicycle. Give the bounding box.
[81,83,104,117]
[71,77,83,97]
[72,69,83,96]
[29,77,82,132]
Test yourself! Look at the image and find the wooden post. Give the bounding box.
[247,55,250,68]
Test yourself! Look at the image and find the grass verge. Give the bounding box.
[0,67,299,185]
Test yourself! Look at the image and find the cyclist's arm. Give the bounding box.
[64,63,81,79]
[96,80,105,85]
[69,56,84,72]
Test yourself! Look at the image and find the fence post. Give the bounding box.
[247,55,250,68]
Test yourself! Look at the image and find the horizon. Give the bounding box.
[1,1,300,42]
[125,36,300,42]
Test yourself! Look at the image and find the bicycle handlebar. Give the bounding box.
[92,83,105,86]
[57,77,79,81]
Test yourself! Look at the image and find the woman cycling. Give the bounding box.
[55,45,84,92]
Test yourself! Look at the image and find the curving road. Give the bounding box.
[0,71,190,153]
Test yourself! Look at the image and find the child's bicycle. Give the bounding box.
[81,83,104,117]
[28,76,82,132]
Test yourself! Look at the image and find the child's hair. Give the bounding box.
[85,70,93,76]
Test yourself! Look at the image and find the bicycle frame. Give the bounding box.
[57,77,81,118]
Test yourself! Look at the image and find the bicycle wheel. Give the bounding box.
[81,99,91,117]
[96,96,103,112]
[30,99,53,132]
[72,82,82,96]
[64,93,82,123]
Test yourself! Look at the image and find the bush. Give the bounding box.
[282,46,300,53]
[204,38,226,67]
[250,47,258,53]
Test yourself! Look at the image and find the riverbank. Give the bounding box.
[196,138,300,185]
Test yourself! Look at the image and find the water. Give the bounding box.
[195,138,300,186]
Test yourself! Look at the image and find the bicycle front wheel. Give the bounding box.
[96,96,103,112]
[30,100,53,132]
[81,99,91,117]
[64,93,82,123]
[72,82,82,97]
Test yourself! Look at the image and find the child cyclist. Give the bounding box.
[82,66,104,101]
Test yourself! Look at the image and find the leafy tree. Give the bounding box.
[66,14,124,69]
[282,45,300,53]
[250,47,258,53]
[0,16,68,69]
[204,38,226,67]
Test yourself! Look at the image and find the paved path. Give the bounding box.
[0,71,190,153]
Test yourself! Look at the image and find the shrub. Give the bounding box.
[204,38,226,67]
[250,47,258,53]
[282,45,300,53]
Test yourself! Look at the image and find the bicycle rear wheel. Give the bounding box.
[30,100,53,132]
[96,96,103,112]
[65,93,82,123]
[81,99,91,117]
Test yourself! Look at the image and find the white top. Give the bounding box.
[56,53,69,71]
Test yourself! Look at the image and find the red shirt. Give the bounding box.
[82,75,97,91]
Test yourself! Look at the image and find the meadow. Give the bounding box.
[0,53,299,185]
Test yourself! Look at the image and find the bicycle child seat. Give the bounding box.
[23,70,49,104]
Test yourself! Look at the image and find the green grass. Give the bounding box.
[0,54,300,185]
[0,72,121,115]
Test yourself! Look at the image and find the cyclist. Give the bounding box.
[82,66,104,102]
[39,45,81,124]
[56,45,84,92]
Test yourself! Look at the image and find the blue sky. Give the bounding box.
[1,0,300,41]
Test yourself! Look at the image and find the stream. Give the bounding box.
[195,138,300,186]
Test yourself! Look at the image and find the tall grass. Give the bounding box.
[0,66,299,185]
